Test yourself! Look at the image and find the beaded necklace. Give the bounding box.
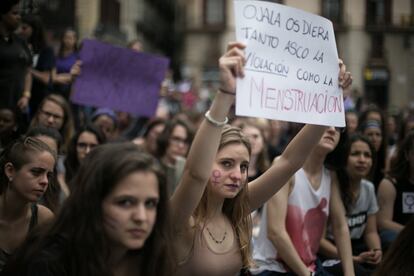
[206,227,227,244]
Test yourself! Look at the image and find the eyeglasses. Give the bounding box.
[77,142,97,150]
[170,136,189,146]
[40,109,64,121]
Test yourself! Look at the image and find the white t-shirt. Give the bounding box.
[251,167,332,274]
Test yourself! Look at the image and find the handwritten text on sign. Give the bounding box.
[234,1,344,126]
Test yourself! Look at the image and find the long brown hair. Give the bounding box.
[3,143,173,276]
[374,217,414,276]
[192,125,253,268]
[336,134,376,212]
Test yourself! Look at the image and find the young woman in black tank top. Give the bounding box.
[377,131,414,249]
[0,137,56,272]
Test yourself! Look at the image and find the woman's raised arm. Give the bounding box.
[170,42,246,227]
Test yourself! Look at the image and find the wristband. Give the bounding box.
[204,110,228,127]
[22,91,31,98]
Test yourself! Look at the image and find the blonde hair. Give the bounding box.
[192,125,253,268]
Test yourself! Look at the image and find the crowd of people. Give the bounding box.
[1,0,414,275]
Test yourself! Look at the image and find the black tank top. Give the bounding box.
[392,178,414,225]
[28,204,38,230]
[0,204,38,272]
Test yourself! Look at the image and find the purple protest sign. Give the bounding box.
[72,39,170,116]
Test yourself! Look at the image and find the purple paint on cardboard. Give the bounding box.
[71,39,170,116]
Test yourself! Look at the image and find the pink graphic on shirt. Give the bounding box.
[211,170,222,185]
[282,198,328,271]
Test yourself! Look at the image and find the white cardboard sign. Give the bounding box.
[234,0,345,127]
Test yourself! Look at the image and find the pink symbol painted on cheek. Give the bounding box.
[211,170,222,185]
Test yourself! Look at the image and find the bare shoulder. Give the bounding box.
[378,178,397,200]
[378,178,396,194]
[329,170,340,189]
[37,204,54,224]
[378,178,396,191]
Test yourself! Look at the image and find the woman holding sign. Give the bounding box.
[169,41,352,275]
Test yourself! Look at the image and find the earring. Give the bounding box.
[9,178,13,182]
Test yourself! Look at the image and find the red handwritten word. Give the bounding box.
[249,77,342,114]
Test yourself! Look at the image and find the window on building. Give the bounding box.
[21,0,75,30]
[203,0,226,27]
[371,34,384,57]
[101,0,120,28]
[322,0,342,25]
[366,0,391,26]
